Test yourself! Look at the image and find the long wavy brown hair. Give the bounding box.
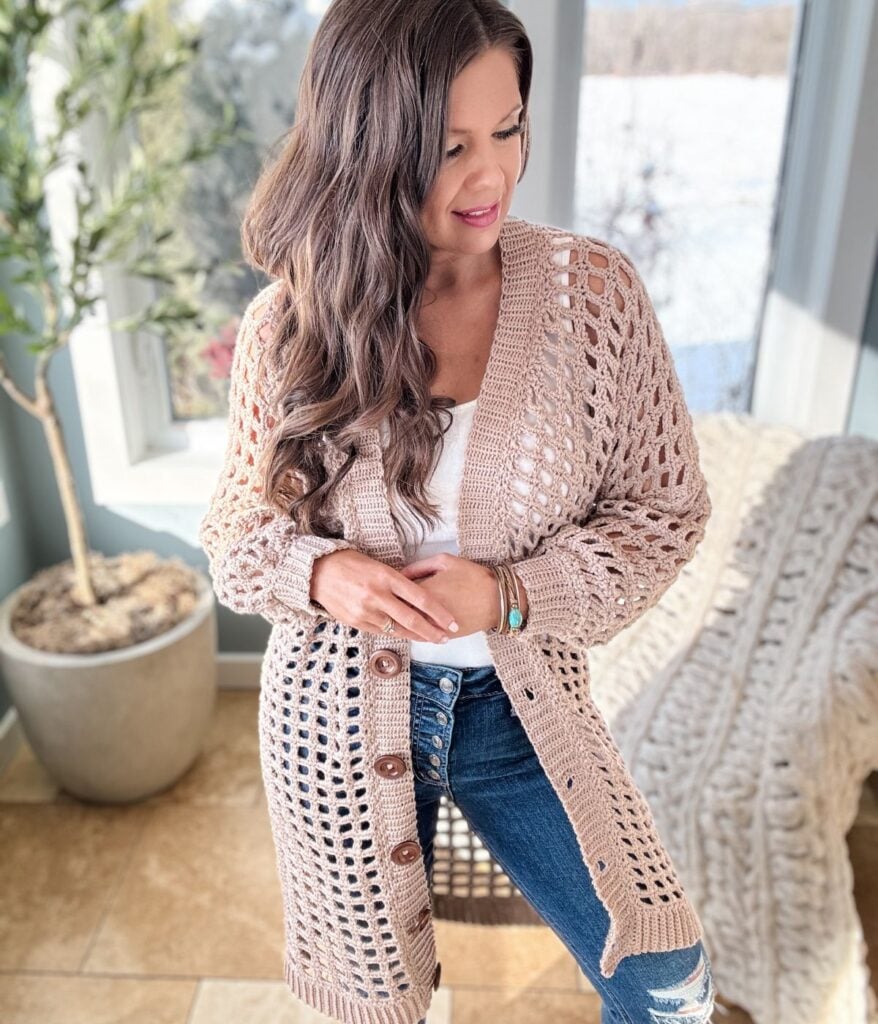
[240,0,532,558]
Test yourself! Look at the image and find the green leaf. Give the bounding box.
[0,291,34,335]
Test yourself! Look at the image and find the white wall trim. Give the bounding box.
[215,652,263,690]
[0,706,24,781]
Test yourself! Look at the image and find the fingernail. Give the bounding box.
[449,621,459,632]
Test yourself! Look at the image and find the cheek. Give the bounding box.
[422,171,460,223]
[430,169,459,209]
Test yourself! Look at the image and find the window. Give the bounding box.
[56,0,333,505]
[574,0,806,414]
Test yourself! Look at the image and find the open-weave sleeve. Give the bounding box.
[197,285,354,624]
[511,251,712,648]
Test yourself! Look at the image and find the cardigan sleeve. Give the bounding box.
[197,284,354,625]
[510,249,711,648]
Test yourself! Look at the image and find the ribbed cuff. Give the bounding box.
[272,534,355,617]
[509,548,581,639]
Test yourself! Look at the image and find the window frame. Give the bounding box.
[749,0,877,436]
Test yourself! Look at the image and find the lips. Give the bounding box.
[454,199,500,215]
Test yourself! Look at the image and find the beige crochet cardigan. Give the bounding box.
[198,214,713,1024]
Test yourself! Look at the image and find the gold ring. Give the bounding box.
[382,618,396,634]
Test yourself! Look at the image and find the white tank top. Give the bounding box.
[378,399,493,667]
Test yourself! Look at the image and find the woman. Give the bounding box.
[198,1,717,1022]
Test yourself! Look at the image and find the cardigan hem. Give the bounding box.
[598,899,705,978]
[284,954,433,1024]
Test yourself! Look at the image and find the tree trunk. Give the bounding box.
[37,377,97,607]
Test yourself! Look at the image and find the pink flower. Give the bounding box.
[200,315,241,379]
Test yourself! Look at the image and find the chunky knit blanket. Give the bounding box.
[586,411,878,1024]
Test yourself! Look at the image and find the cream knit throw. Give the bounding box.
[587,411,878,1024]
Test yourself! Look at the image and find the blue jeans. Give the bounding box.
[406,659,716,1024]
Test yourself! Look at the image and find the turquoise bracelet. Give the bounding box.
[498,562,524,634]
[486,562,525,635]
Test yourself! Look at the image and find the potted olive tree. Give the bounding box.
[0,0,249,803]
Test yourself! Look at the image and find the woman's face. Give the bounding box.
[421,47,524,264]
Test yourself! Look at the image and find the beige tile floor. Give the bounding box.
[0,689,875,1024]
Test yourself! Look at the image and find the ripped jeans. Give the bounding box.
[407,659,716,1024]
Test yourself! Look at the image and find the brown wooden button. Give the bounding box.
[432,960,442,990]
[368,649,402,677]
[406,904,431,935]
[373,754,407,778]
[390,840,421,864]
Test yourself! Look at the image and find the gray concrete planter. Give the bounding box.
[0,572,218,804]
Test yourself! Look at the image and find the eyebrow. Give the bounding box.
[448,103,523,135]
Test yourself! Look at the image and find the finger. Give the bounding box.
[390,575,458,633]
[360,610,418,641]
[383,593,452,638]
[363,599,448,644]
[399,564,437,581]
[401,555,446,576]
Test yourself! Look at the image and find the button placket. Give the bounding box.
[369,647,426,873]
[371,650,409,781]
[414,672,461,786]
[406,903,432,936]
[405,668,462,937]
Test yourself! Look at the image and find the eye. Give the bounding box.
[444,121,524,160]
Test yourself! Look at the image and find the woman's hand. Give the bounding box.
[398,553,500,636]
[310,549,459,642]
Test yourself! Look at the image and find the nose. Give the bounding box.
[464,161,505,198]
[459,138,506,183]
